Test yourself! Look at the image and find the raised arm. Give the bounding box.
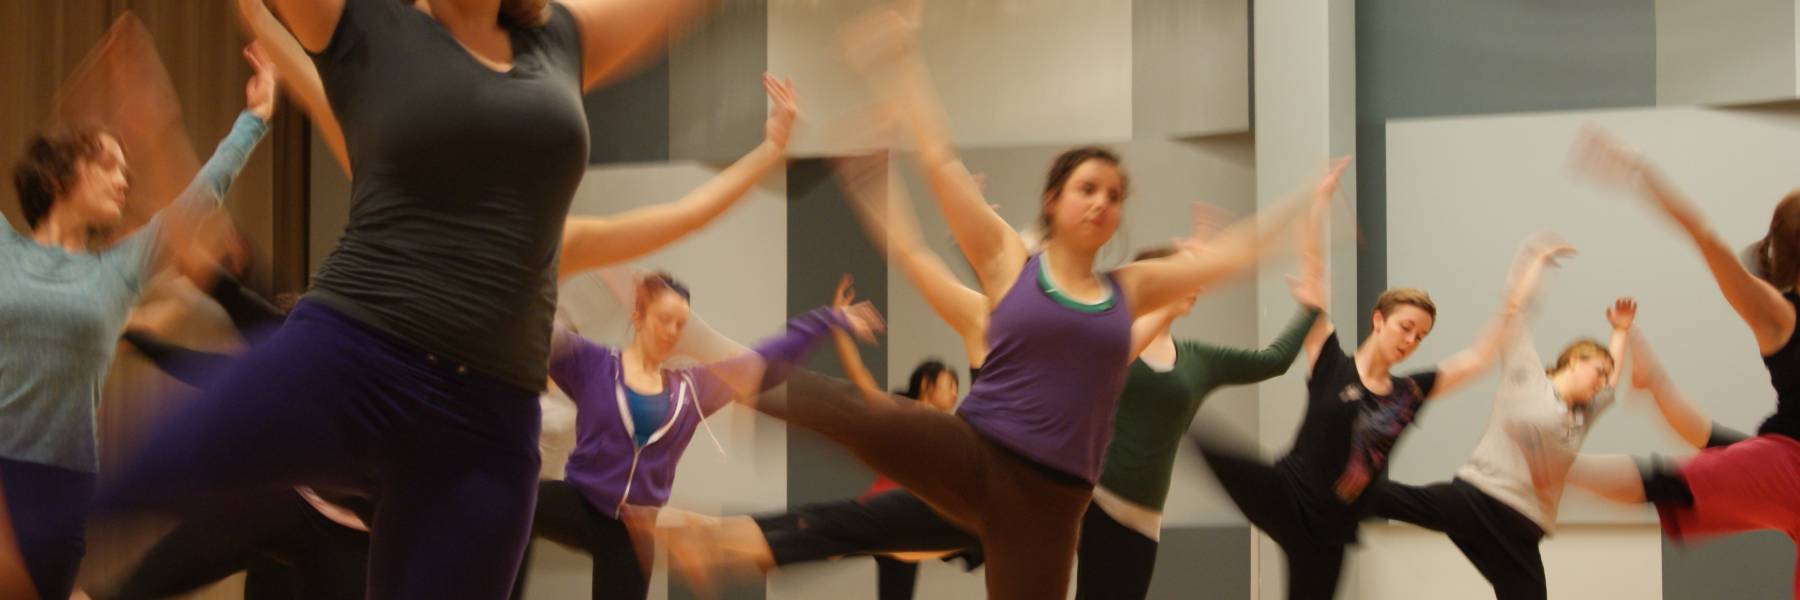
[830,275,885,399]
[1605,297,1636,388]
[557,0,713,92]
[839,8,1027,297]
[1430,234,1574,400]
[557,75,797,280]
[240,0,350,175]
[1573,127,1796,354]
[833,154,990,366]
[263,0,346,53]
[1117,158,1347,321]
[1196,306,1322,387]
[133,47,275,278]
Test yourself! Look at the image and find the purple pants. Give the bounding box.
[95,300,542,599]
[1,457,94,600]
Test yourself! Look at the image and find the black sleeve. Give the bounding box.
[1705,422,1753,449]
[208,269,287,333]
[1408,370,1440,400]
[542,3,586,82]
[121,330,237,387]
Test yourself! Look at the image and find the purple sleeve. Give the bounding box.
[548,330,612,403]
[753,307,850,388]
[690,307,849,416]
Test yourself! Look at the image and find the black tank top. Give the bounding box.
[1759,292,1800,438]
[307,0,590,390]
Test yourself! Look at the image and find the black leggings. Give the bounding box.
[753,489,980,566]
[1369,479,1547,600]
[749,371,1094,600]
[1195,436,1349,600]
[873,557,919,600]
[1074,501,1159,600]
[96,490,368,600]
[516,480,650,600]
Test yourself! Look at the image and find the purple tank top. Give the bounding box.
[957,253,1134,483]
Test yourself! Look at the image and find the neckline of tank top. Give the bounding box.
[1035,252,1115,313]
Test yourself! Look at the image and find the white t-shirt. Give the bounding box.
[1455,327,1616,533]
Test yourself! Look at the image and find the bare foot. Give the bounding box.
[659,519,723,600]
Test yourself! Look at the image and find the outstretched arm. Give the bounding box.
[1116,159,1348,320]
[1430,234,1575,400]
[240,0,349,175]
[1573,128,1796,354]
[829,275,886,401]
[130,46,275,280]
[834,154,990,366]
[559,76,797,279]
[839,7,1028,298]
[1605,298,1635,388]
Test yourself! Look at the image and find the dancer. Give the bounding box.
[701,12,1338,597]
[0,46,274,600]
[1555,128,1800,597]
[1366,242,1635,600]
[1191,201,1567,598]
[1071,247,1319,600]
[95,1,722,598]
[516,271,880,600]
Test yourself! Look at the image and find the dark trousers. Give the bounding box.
[748,372,1093,600]
[1370,479,1547,600]
[95,301,543,599]
[99,490,368,600]
[1074,501,1159,600]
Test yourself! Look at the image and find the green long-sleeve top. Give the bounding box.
[1096,307,1319,511]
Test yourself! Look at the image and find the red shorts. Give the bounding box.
[1660,434,1800,540]
[1657,434,1800,596]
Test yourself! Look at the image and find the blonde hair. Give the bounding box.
[1549,338,1612,375]
[1374,287,1437,319]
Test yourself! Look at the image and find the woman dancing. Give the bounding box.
[0,46,274,600]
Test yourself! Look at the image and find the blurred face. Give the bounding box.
[1559,355,1613,403]
[60,134,130,228]
[920,371,958,412]
[1368,305,1434,365]
[1044,160,1124,251]
[631,291,691,362]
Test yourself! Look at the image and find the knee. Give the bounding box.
[1636,455,1695,507]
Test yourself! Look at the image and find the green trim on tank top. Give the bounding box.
[1036,254,1115,313]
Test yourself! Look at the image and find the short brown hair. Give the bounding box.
[12,125,111,229]
[1374,287,1436,320]
[1550,338,1613,375]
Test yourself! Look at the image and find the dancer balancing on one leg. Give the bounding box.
[703,11,1344,596]
[1191,196,1569,600]
[0,46,276,600]
[515,271,882,600]
[94,1,729,598]
[1366,235,1637,600]
[1554,127,1800,597]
